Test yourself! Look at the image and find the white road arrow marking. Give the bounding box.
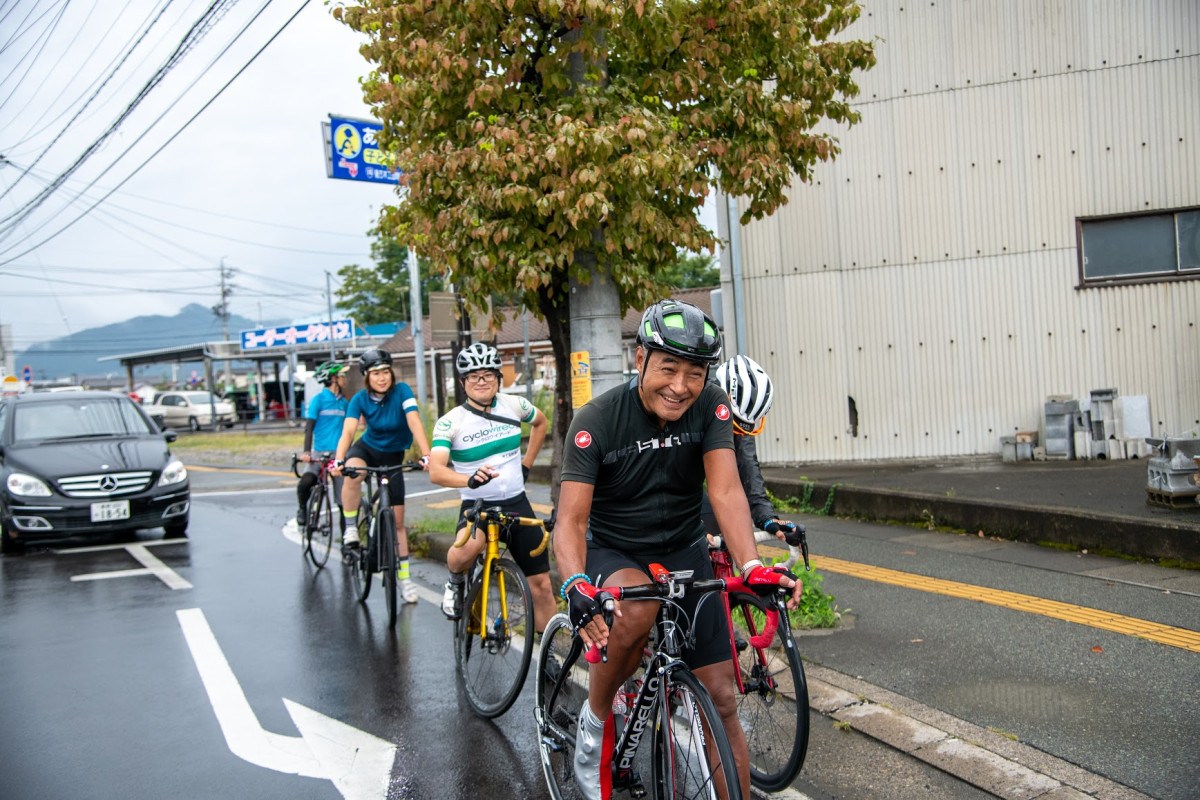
[177,608,396,799]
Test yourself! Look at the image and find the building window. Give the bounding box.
[1078,207,1200,286]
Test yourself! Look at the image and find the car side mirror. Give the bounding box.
[163,430,177,443]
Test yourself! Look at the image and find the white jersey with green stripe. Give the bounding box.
[431,393,537,501]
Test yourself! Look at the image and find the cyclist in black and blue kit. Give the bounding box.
[296,361,348,535]
[331,348,431,604]
[554,299,803,800]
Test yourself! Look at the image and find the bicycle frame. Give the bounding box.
[458,502,549,642]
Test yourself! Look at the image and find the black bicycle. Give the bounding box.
[341,462,421,628]
[291,453,339,569]
[535,564,748,800]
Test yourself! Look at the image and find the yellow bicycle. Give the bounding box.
[451,499,550,718]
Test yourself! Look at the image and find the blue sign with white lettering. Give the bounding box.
[240,320,356,350]
[325,116,399,184]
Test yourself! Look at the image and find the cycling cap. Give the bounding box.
[456,342,502,375]
[636,299,722,364]
[313,361,344,386]
[358,348,393,374]
[716,355,774,427]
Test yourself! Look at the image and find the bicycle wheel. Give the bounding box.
[535,613,588,800]
[652,667,743,800]
[456,557,533,718]
[379,507,398,628]
[351,501,373,603]
[728,591,809,792]
[305,486,334,568]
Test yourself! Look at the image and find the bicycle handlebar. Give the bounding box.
[339,461,423,479]
[454,498,552,556]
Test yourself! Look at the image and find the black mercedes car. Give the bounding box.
[0,391,190,553]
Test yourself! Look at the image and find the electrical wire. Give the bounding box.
[0,0,311,261]
[0,0,72,115]
[0,0,233,232]
[0,0,180,206]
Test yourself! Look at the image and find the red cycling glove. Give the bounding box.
[743,564,796,594]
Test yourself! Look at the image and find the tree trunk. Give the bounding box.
[536,282,572,507]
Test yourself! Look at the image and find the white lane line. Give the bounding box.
[126,543,192,589]
[59,538,188,554]
[177,608,396,799]
[70,544,192,589]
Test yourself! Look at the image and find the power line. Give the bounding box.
[0,0,314,264]
[0,0,181,207]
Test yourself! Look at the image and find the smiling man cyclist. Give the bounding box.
[554,299,803,799]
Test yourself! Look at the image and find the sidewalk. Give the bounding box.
[757,457,1200,564]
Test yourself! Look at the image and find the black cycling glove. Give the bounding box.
[765,519,804,547]
[522,464,530,482]
[466,468,493,490]
[567,580,605,631]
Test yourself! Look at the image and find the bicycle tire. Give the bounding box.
[651,667,743,800]
[380,507,398,628]
[535,613,588,800]
[456,557,533,718]
[728,591,809,792]
[306,485,334,568]
[352,501,373,603]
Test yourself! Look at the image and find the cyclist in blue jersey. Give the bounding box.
[296,361,349,534]
[331,348,431,604]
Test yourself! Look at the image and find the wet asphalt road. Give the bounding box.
[0,472,552,800]
[2,466,1197,799]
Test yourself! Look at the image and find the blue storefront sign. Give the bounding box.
[323,116,399,184]
[241,320,356,350]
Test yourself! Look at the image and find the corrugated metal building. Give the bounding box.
[717,0,1200,464]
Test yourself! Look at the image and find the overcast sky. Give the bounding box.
[0,0,720,360]
[0,0,390,357]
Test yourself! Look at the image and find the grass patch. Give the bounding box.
[408,509,461,537]
[170,430,299,454]
[767,484,840,516]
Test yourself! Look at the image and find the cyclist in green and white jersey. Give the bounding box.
[427,343,555,630]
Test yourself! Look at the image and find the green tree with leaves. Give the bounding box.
[336,229,445,326]
[335,0,875,487]
[661,251,719,290]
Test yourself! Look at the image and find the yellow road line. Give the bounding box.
[760,545,1200,653]
[425,499,554,515]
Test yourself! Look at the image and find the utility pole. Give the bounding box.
[565,20,624,401]
[214,257,234,392]
[325,271,337,362]
[407,247,426,409]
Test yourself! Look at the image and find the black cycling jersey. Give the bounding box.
[561,377,735,554]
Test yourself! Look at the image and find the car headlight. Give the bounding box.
[158,458,188,487]
[7,473,52,497]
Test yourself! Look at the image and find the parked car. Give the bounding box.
[149,390,237,431]
[0,391,190,553]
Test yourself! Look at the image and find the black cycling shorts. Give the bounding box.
[585,536,731,671]
[455,493,550,577]
[345,441,408,507]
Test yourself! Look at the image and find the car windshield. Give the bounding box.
[12,398,154,442]
[183,392,220,404]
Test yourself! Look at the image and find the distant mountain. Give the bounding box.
[16,304,288,382]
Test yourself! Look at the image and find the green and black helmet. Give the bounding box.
[636,299,723,365]
[313,361,344,386]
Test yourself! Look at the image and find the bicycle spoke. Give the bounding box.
[456,559,533,718]
[730,593,808,791]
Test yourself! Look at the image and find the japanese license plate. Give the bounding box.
[91,500,130,522]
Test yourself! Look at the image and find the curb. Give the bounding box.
[762,478,1200,564]
[806,665,1151,800]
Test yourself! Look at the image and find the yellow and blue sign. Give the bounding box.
[324,116,399,185]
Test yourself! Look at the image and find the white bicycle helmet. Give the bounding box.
[716,355,774,428]
[456,342,502,375]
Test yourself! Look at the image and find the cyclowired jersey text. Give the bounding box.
[432,393,537,501]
